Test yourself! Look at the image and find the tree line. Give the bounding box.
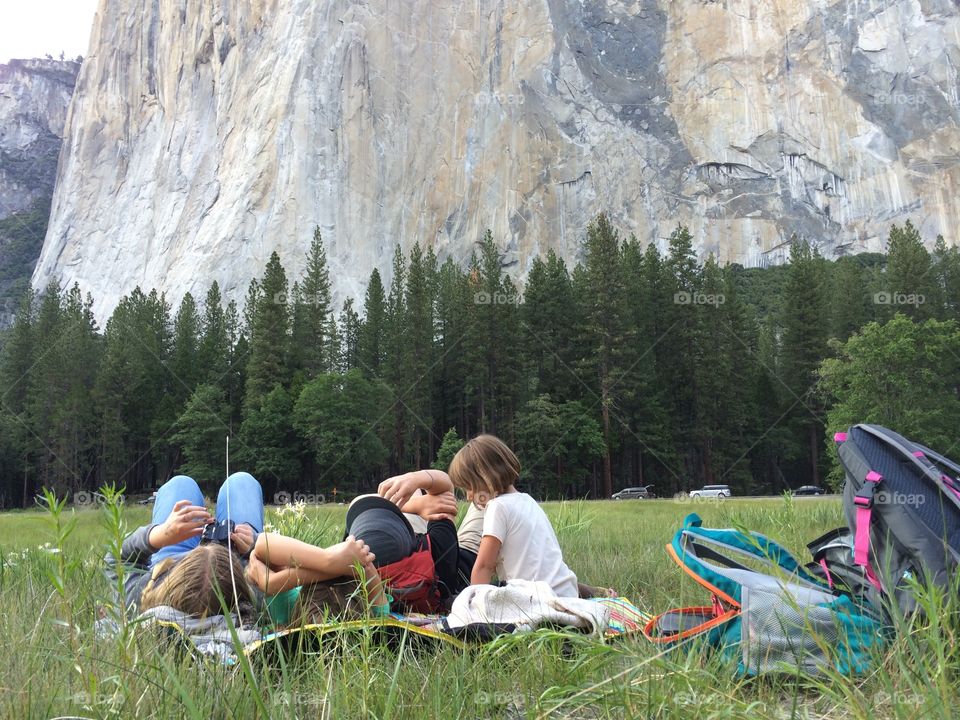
[0,217,958,508]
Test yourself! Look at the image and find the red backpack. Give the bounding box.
[375,535,441,613]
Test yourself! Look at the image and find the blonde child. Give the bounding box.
[448,435,613,598]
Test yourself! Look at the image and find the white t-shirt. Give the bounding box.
[482,492,579,597]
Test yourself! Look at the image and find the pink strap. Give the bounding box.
[942,474,960,500]
[834,432,848,443]
[853,472,882,568]
[865,564,883,592]
[913,450,925,458]
[854,505,872,566]
[819,558,835,590]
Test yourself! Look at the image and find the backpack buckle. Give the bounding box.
[854,471,882,508]
[853,486,874,508]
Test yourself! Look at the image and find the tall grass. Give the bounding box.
[0,497,954,718]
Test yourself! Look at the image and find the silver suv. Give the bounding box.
[688,484,732,499]
[611,485,655,500]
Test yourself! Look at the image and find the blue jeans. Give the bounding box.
[149,472,264,567]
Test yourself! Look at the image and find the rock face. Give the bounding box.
[0,59,79,220]
[0,58,80,318]
[32,0,960,319]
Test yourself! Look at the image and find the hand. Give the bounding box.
[378,473,423,509]
[327,535,376,576]
[231,523,256,556]
[244,551,271,593]
[149,500,212,549]
[414,491,458,521]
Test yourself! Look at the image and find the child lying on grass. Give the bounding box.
[106,471,384,625]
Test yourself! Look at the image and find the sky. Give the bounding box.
[1,0,99,64]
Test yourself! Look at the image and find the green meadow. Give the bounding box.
[0,497,953,719]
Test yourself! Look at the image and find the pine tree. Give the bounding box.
[433,258,470,438]
[23,283,100,496]
[514,395,604,498]
[293,370,390,492]
[522,250,577,401]
[577,213,629,498]
[0,291,35,505]
[172,384,231,492]
[238,384,301,496]
[658,225,703,488]
[323,311,343,374]
[170,292,201,398]
[830,256,870,341]
[465,231,522,436]
[291,227,333,376]
[618,236,672,490]
[405,242,435,467]
[690,262,756,488]
[224,299,246,430]
[781,239,830,486]
[432,427,464,471]
[383,245,409,469]
[94,288,172,490]
[244,252,291,410]
[358,268,387,377]
[884,221,935,320]
[199,282,229,383]
[340,298,361,372]
[750,313,792,491]
[932,236,960,319]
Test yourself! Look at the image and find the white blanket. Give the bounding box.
[445,580,611,636]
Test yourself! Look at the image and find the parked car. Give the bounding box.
[611,485,655,500]
[792,485,826,496]
[688,484,732,499]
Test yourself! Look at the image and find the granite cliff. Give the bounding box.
[31,0,960,318]
[0,58,79,317]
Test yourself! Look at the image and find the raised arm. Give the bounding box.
[379,469,454,508]
[246,549,389,611]
[253,532,374,578]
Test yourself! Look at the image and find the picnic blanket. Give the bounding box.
[133,583,649,664]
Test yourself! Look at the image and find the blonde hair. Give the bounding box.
[140,544,255,621]
[448,434,520,504]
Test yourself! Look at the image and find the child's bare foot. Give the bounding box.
[578,582,618,599]
[328,535,375,574]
